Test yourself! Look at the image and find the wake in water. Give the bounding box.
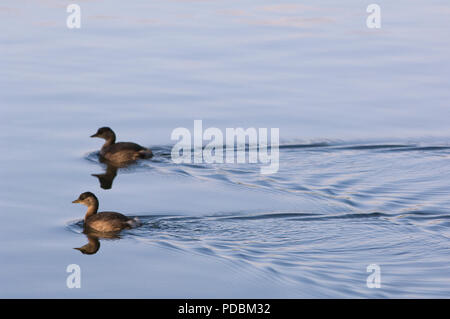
[85,140,450,233]
[67,208,449,297]
[86,140,450,226]
[78,140,450,297]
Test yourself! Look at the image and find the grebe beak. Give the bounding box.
[90,133,99,138]
[72,199,80,204]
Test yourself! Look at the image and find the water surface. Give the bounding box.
[1,0,449,298]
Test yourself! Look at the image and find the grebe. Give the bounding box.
[90,127,152,164]
[72,192,140,232]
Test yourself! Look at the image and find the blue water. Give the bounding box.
[1,1,449,298]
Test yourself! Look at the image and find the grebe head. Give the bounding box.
[72,192,98,207]
[90,127,116,142]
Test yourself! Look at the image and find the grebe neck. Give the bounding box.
[84,201,99,220]
[102,134,116,148]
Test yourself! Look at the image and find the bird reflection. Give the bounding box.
[74,234,100,255]
[91,155,134,190]
[74,229,121,255]
[91,162,118,190]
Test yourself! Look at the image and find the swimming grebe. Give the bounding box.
[72,192,140,232]
[90,127,153,164]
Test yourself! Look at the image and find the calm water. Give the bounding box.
[1,1,450,298]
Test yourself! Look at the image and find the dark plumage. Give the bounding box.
[74,235,100,255]
[92,163,118,189]
[72,192,140,233]
[91,127,153,164]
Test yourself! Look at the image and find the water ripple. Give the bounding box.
[80,140,450,296]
